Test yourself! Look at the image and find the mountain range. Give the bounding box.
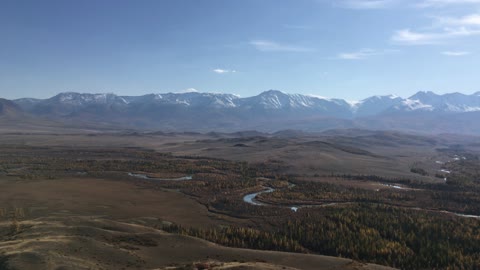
[4,90,480,134]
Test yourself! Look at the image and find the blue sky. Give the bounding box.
[1,0,480,100]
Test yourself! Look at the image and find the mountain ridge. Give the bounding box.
[4,90,480,134]
[12,90,480,114]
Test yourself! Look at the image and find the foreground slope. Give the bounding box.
[0,176,392,270]
[0,216,392,270]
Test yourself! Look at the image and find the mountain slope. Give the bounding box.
[408,91,480,112]
[0,98,23,117]
[7,90,480,134]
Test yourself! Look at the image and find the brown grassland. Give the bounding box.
[0,129,479,269]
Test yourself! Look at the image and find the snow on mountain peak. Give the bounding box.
[260,95,282,109]
[401,99,433,111]
[306,94,331,101]
[366,94,401,101]
[29,90,480,117]
[213,96,237,108]
[346,100,361,108]
[255,91,325,109]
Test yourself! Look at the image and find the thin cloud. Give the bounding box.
[249,40,314,52]
[335,0,399,9]
[442,51,471,56]
[175,88,199,93]
[392,28,480,45]
[435,14,480,26]
[392,12,480,45]
[418,0,480,8]
[338,48,395,60]
[213,69,236,74]
[392,29,441,45]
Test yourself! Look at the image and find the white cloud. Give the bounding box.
[176,88,199,93]
[391,14,480,45]
[249,40,313,52]
[336,0,399,9]
[435,14,480,26]
[442,51,471,56]
[213,69,236,74]
[338,48,395,60]
[392,29,440,45]
[418,0,480,8]
[394,4,480,45]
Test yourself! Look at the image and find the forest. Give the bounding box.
[1,145,479,269]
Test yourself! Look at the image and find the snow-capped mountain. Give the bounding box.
[354,95,405,116]
[15,92,130,116]
[237,90,352,118]
[6,90,480,134]
[126,92,240,108]
[407,91,480,112]
[14,90,480,116]
[53,92,128,106]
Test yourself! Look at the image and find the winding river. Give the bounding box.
[243,186,480,218]
[128,172,192,181]
[242,187,275,206]
[128,173,479,219]
[242,186,338,212]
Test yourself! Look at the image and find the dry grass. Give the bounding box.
[0,216,394,270]
[0,129,465,270]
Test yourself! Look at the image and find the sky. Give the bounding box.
[1,0,480,100]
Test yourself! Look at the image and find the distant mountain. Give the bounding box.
[354,95,405,116]
[0,98,23,117]
[125,92,240,108]
[239,90,348,111]
[15,93,130,116]
[408,91,480,112]
[6,90,480,134]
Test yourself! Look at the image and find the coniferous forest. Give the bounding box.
[1,145,479,269]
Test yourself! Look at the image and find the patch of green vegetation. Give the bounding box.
[410,167,429,176]
[0,255,9,270]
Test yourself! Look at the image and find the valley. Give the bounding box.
[0,129,479,269]
[4,0,480,269]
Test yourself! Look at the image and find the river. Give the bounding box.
[243,186,480,218]
[242,186,337,212]
[128,172,192,181]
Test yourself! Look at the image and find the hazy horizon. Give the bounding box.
[4,88,480,102]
